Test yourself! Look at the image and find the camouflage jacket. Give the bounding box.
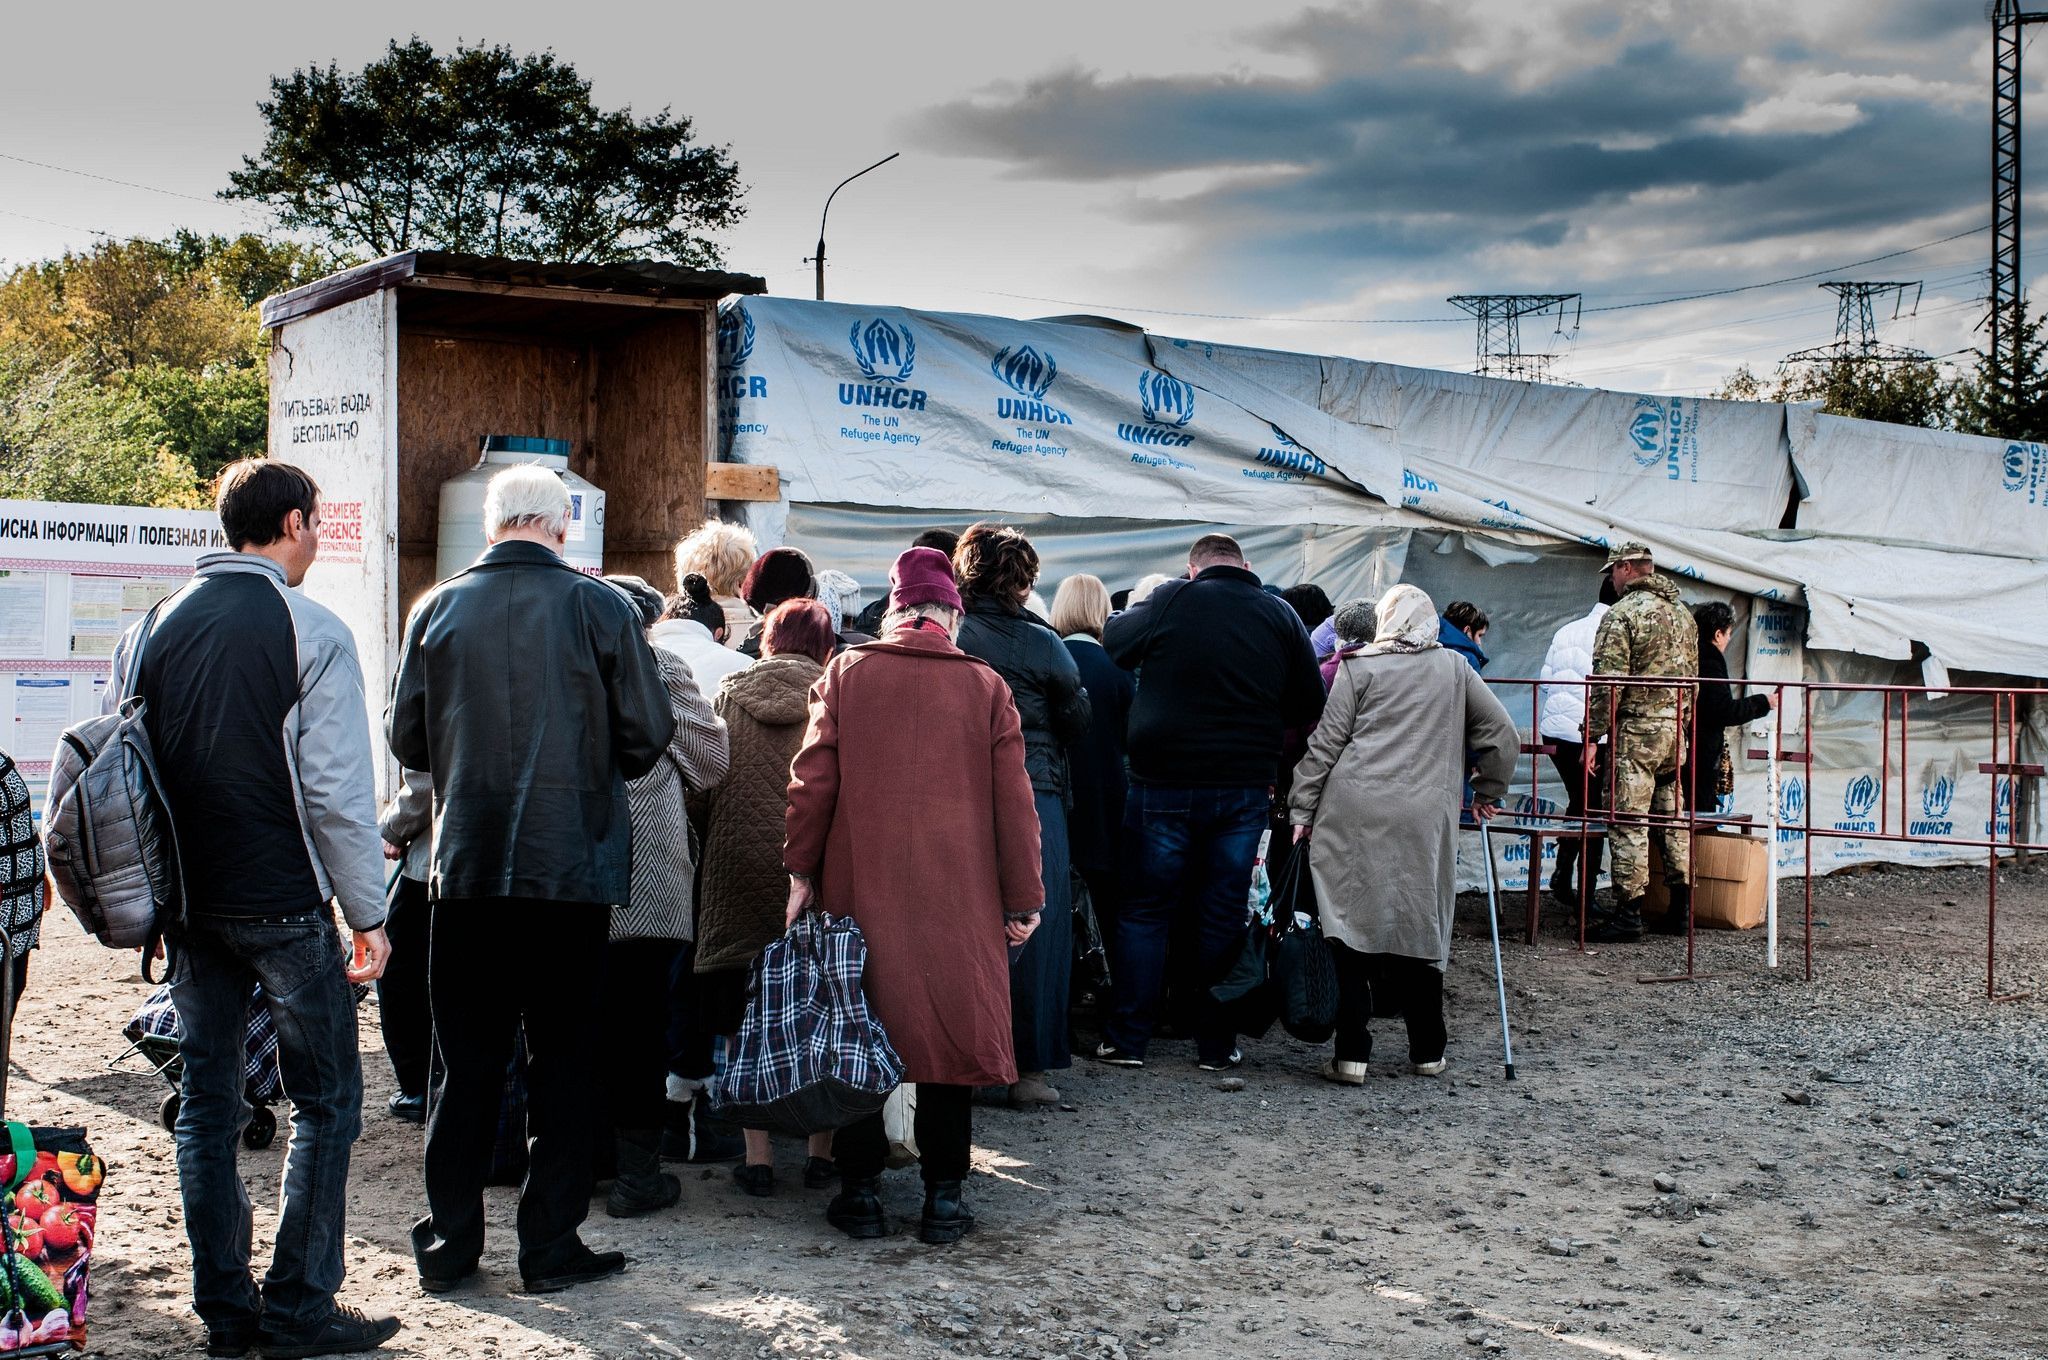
[1586,572,1699,741]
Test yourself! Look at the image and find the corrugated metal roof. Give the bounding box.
[260,249,766,328]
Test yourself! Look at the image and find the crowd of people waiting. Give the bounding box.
[0,455,1779,1357]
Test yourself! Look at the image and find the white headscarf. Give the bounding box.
[1366,583,1442,654]
[813,569,862,631]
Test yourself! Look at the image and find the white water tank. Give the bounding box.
[435,436,606,581]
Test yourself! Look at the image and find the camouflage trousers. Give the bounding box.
[1607,717,1690,900]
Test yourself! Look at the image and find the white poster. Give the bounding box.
[11,676,73,761]
[0,573,48,656]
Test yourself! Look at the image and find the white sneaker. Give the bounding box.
[1410,1058,1448,1077]
[1320,1059,1367,1086]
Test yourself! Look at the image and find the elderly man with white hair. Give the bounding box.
[386,462,674,1297]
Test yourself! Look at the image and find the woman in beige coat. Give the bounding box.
[1288,585,1517,1085]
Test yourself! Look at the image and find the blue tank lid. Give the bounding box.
[480,435,572,457]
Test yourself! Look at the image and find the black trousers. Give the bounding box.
[1329,943,1447,1066]
[415,898,603,1279]
[605,937,682,1132]
[833,1084,972,1184]
[376,874,432,1098]
[666,938,717,1084]
[1548,742,1605,894]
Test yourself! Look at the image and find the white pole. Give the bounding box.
[1764,705,1781,970]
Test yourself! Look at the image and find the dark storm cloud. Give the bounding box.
[906,2,1984,303]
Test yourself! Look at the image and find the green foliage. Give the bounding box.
[1714,356,1960,429]
[223,36,745,265]
[1951,309,2048,443]
[0,232,296,507]
[0,355,207,509]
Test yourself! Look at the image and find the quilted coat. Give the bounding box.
[1537,603,1609,741]
[694,653,824,972]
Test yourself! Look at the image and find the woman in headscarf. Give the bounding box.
[1287,585,1518,1085]
[783,548,1045,1245]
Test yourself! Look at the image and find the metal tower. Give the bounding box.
[1784,281,1929,364]
[1446,293,1581,381]
[1992,2,2048,392]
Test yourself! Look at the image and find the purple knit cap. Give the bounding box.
[888,546,962,613]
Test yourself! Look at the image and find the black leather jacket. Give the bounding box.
[386,539,675,906]
[956,596,1091,799]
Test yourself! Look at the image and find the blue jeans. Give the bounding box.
[1103,782,1270,1062]
[169,912,363,1333]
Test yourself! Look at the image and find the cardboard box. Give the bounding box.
[1646,829,1768,930]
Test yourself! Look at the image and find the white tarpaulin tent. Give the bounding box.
[717,296,2044,885]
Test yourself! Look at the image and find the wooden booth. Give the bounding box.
[260,250,768,792]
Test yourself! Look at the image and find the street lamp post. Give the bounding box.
[808,152,899,301]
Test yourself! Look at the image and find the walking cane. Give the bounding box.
[1478,821,1516,1081]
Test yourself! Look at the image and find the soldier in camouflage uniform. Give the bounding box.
[1583,542,1699,942]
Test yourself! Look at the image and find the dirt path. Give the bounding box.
[17,862,2046,1359]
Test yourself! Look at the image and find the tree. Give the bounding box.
[223,38,745,265]
[0,233,300,506]
[0,355,207,509]
[1713,355,1959,429]
[1952,308,2048,443]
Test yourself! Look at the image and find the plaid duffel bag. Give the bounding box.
[711,912,903,1138]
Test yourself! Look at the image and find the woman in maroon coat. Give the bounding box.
[783,547,1044,1245]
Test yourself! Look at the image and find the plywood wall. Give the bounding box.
[392,305,711,613]
[591,311,708,592]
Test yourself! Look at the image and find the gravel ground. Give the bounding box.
[12,860,2045,1359]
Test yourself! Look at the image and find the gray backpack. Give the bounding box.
[43,603,183,958]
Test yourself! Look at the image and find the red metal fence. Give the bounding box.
[1478,675,2045,1000]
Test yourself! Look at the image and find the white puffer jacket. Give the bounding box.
[1537,604,1609,741]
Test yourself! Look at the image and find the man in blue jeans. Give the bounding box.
[110,460,395,1359]
[1095,534,1325,1069]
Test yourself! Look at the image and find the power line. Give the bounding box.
[0,150,246,209]
[953,224,1994,327]
[0,206,110,238]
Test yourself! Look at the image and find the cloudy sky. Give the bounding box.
[0,0,2024,393]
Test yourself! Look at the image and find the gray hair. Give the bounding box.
[1332,596,1378,648]
[1130,573,1172,605]
[483,464,570,540]
[880,601,961,636]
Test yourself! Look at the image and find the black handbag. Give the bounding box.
[1268,844,1341,1044]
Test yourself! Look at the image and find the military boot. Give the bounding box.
[1650,883,1691,936]
[1588,895,1645,943]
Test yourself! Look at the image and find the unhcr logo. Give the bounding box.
[1835,773,1880,834]
[840,318,928,411]
[1255,423,1326,479]
[1910,775,1955,837]
[1118,371,1196,449]
[717,305,765,401]
[1777,776,1805,844]
[1628,396,1699,482]
[1988,776,2014,837]
[2002,441,2046,504]
[990,345,1072,425]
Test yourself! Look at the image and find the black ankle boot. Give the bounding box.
[1589,895,1645,943]
[1550,843,1579,912]
[827,1175,887,1239]
[1650,884,1691,935]
[920,1179,975,1245]
[606,1129,681,1218]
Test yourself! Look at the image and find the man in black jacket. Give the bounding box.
[1094,534,1324,1070]
[387,464,673,1296]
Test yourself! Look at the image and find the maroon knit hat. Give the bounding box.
[888,546,962,613]
[740,547,815,612]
